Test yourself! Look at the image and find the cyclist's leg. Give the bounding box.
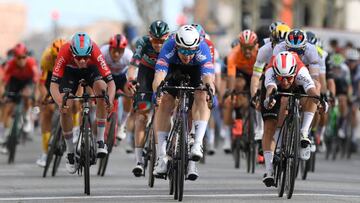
[222,94,233,152]
[337,95,348,138]
[115,74,131,140]
[125,112,135,153]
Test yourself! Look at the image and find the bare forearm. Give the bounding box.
[250,75,260,97]
[152,71,166,92]
[127,65,138,80]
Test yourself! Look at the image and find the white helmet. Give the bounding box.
[345,48,360,61]
[273,51,297,77]
[175,25,201,49]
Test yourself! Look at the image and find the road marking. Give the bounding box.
[1,193,360,201]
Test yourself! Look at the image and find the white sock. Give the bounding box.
[254,110,264,140]
[301,112,315,137]
[155,143,159,158]
[135,147,143,164]
[126,131,134,146]
[119,111,130,127]
[96,118,106,142]
[194,120,208,145]
[207,128,215,145]
[264,151,273,174]
[320,126,326,141]
[223,125,231,141]
[157,131,168,157]
[190,120,195,135]
[63,131,74,154]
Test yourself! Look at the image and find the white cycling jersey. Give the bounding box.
[100,45,133,76]
[273,41,321,76]
[253,41,273,76]
[264,66,315,93]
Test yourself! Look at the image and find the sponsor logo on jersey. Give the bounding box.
[156,58,168,67]
[54,57,65,74]
[97,54,108,71]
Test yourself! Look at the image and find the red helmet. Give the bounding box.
[13,43,28,57]
[239,29,258,46]
[109,34,128,49]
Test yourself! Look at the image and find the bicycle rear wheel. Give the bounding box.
[99,113,116,176]
[177,119,187,201]
[43,134,56,177]
[233,137,241,169]
[52,155,62,176]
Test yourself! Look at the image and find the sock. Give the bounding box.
[96,118,106,142]
[254,110,264,140]
[320,126,326,141]
[127,131,134,146]
[119,111,130,127]
[155,143,159,158]
[63,131,74,154]
[157,131,169,157]
[194,120,208,145]
[207,128,215,146]
[135,147,143,164]
[42,131,51,153]
[301,112,315,136]
[264,151,273,174]
[190,120,195,135]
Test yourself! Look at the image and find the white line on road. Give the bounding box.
[1,193,360,201]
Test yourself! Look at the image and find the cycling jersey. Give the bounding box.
[273,41,321,75]
[253,41,272,76]
[51,42,112,84]
[316,46,328,74]
[100,45,133,75]
[227,44,258,77]
[130,36,161,69]
[264,53,315,92]
[3,57,39,84]
[155,38,214,76]
[40,46,56,85]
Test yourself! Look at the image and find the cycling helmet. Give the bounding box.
[191,23,206,38]
[345,48,360,61]
[239,29,258,46]
[70,32,93,56]
[285,29,307,50]
[269,21,285,33]
[13,43,28,57]
[175,25,201,49]
[273,24,290,43]
[109,34,128,49]
[51,38,66,56]
[306,31,317,45]
[273,51,297,77]
[149,20,170,39]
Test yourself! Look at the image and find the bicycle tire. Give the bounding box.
[7,112,21,164]
[177,115,188,202]
[310,152,316,172]
[300,159,309,180]
[148,126,156,188]
[83,118,91,195]
[52,155,62,176]
[43,134,56,177]
[99,113,116,177]
[51,122,63,177]
[277,125,287,197]
[285,115,300,199]
[233,137,241,169]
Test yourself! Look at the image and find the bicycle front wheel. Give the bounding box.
[83,118,91,195]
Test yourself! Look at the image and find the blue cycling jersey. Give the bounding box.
[155,38,214,76]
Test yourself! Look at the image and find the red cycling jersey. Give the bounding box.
[52,42,112,83]
[3,57,39,84]
[204,38,215,64]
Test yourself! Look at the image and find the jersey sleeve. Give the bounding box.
[52,43,70,84]
[155,39,175,73]
[296,68,315,92]
[306,44,321,74]
[91,43,113,82]
[3,61,13,84]
[198,41,214,76]
[253,44,270,76]
[130,37,146,67]
[40,47,51,84]
[28,58,39,83]
[264,67,277,89]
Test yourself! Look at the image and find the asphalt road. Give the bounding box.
[1,132,360,203]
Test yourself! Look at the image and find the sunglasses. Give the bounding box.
[178,47,198,56]
[73,54,91,61]
[150,37,166,44]
[16,55,27,60]
[276,75,294,82]
[287,47,305,55]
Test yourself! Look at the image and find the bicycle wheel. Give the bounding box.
[310,152,316,172]
[177,118,187,202]
[51,122,63,177]
[52,154,62,176]
[7,123,19,164]
[300,159,309,180]
[233,137,241,169]
[148,126,156,187]
[200,136,206,164]
[43,134,56,177]
[285,116,300,199]
[83,118,91,195]
[99,113,116,177]
[276,125,287,197]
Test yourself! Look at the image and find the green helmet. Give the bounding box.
[329,54,345,67]
[149,20,169,38]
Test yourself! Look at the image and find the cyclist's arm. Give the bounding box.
[264,68,277,98]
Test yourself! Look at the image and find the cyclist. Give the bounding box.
[129,20,170,177]
[326,54,352,139]
[100,34,134,142]
[36,39,67,167]
[251,23,291,163]
[223,29,258,153]
[50,32,116,174]
[0,43,39,148]
[273,29,322,155]
[261,51,325,186]
[152,25,214,181]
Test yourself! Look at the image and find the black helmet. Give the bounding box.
[149,20,169,38]
[306,31,317,45]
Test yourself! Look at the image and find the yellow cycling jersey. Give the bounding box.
[40,46,56,83]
